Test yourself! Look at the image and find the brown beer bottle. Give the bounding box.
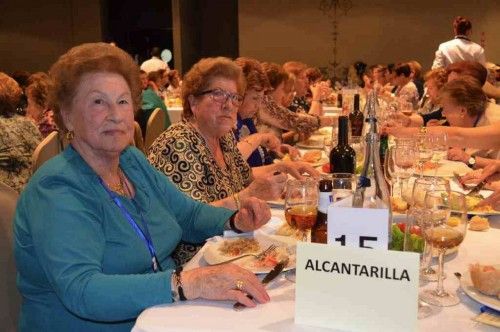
[311,176,333,244]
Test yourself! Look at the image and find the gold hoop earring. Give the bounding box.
[65,130,74,141]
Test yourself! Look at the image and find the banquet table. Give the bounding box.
[133,207,500,332]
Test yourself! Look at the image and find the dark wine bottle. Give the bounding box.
[349,94,364,137]
[336,93,343,108]
[311,176,332,244]
[329,116,356,174]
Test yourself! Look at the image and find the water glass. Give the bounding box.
[331,173,356,202]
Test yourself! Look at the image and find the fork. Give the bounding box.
[208,244,277,266]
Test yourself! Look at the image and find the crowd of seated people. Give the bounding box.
[2,17,500,328]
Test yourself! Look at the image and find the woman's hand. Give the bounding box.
[460,161,500,185]
[447,148,469,163]
[259,133,281,151]
[233,197,271,232]
[243,172,288,201]
[476,189,500,211]
[181,264,270,307]
[279,144,301,161]
[276,161,320,180]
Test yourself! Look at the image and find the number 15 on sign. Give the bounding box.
[327,206,389,250]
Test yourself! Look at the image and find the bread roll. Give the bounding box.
[469,263,500,298]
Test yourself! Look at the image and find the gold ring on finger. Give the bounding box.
[235,279,244,291]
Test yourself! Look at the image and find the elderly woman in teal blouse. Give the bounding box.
[14,43,270,332]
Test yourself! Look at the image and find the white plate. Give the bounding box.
[296,136,325,149]
[420,160,472,177]
[460,265,500,311]
[203,235,295,274]
[296,142,325,149]
[467,210,500,216]
[273,156,328,168]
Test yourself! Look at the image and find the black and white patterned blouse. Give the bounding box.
[148,121,252,203]
[148,121,253,265]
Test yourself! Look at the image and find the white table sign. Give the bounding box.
[295,242,419,332]
[327,200,390,249]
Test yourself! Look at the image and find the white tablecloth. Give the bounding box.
[133,208,500,332]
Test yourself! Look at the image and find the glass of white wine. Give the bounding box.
[429,133,448,177]
[416,133,433,177]
[420,190,467,307]
[392,139,417,197]
[410,177,450,282]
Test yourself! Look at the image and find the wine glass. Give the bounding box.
[392,139,417,197]
[409,177,450,282]
[421,190,467,306]
[331,173,356,202]
[416,133,433,177]
[402,208,434,319]
[350,136,365,174]
[284,178,318,283]
[399,99,414,116]
[429,133,448,177]
[384,146,396,196]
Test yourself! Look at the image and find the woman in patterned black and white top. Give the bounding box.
[148,57,318,264]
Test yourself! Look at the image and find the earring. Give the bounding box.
[65,130,74,141]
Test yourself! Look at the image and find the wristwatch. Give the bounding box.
[467,155,476,169]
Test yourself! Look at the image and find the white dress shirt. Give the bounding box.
[140,56,169,73]
[431,36,486,69]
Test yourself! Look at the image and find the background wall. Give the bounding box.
[0,0,102,73]
[239,0,500,73]
[2,1,498,75]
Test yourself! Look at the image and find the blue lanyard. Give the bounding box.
[99,177,162,272]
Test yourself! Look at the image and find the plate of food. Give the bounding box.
[460,264,500,311]
[296,135,325,149]
[313,127,333,137]
[255,217,303,245]
[420,160,472,177]
[203,236,295,274]
[464,195,500,216]
[275,150,328,167]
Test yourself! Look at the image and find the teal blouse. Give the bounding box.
[140,87,171,130]
[14,146,233,331]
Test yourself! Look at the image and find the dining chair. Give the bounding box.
[32,131,61,173]
[0,181,21,332]
[133,121,145,153]
[144,108,165,152]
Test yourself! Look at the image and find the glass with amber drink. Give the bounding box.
[284,178,318,241]
[284,178,318,283]
[420,190,467,307]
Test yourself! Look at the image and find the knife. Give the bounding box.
[466,180,487,196]
[233,258,289,311]
[453,172,466,190]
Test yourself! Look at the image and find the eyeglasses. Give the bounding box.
[196,88,243,107]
